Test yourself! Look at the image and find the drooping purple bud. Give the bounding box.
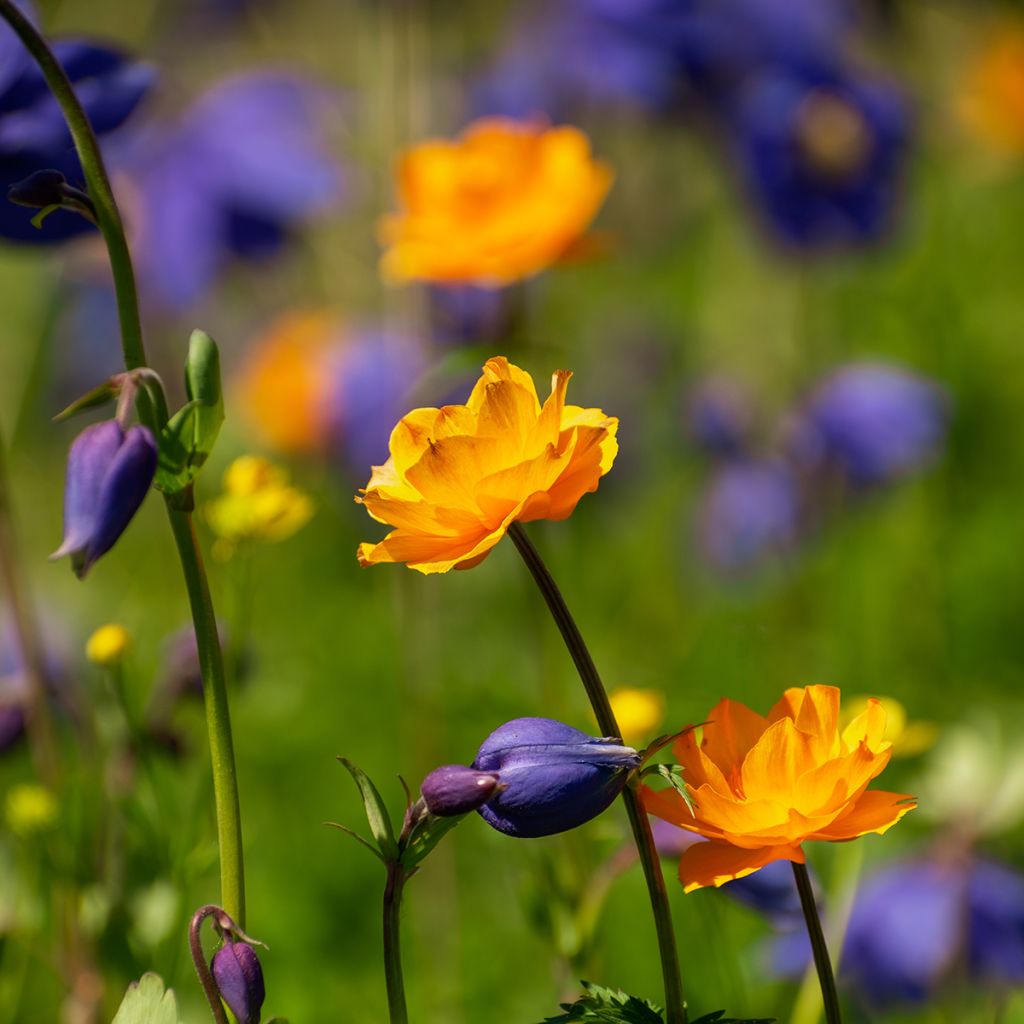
[51,421,157,578]
[211,941,265,1024]
[8,169,68,208]
[421,764,501,817]
[472,717,640,838]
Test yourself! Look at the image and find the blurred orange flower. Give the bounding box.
[379,118,613,285]
[960,22,1024,156]
[357,356,617,574]
[643,685,915,892]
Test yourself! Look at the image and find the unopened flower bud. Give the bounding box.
[51,421,157,578]
[472,717,641,838]
[211,941,265,1024]
[421,764,501,816]
[8,169,69,209]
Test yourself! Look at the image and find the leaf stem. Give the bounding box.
[506,522,687,1024]
[0,1,245,927]
[792,860,843,1024]
[383,862,410,1024]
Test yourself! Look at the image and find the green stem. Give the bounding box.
[383,862,409,1024]
[0,1,244,928]
[792,860,842,1024]
[506,522,687,1024]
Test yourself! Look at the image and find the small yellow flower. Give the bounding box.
[379,118,613,285]
[610,688,666,745]
[204,456,314,558]
[6,784,58,837]
[841,695,937,758]
[85,623,131,666]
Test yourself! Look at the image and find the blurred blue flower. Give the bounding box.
[697,458,802,572]
[790,362,948,487]
[472,717,640,838]
[768,855,1024,1008]
[427,284,516,349]
[0,7,154,243]
[728,60,909,248]
[684,376,756,458]
[0,616,70,754]
[114,72,344,310]
[52,420,157,578]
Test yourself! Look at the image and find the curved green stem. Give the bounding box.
[383,863,409,1024]
[0,2,244,928]
[792,861,842,1024]
[507,523,687,1024]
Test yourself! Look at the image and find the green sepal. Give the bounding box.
[30,204,61,228]
[337,758,399,861]
[640,763,697,817]
[111,973,181,1024]
[154,331,224,494]
[538,981,664,1023]
[399,811,465,870]
[52,378,119,422]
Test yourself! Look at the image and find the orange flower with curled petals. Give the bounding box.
[379,118,613,285]
[356,357,617,574]
[643,685,915,893]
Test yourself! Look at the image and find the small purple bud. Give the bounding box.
[421,764,501,816]
[211,942,265,1024]
[8,169,68,209]
[52,421,157,578]
[472,717,640,839]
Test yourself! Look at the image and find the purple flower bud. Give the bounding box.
[8,169,68,208]
[51,421,157,578]
[421,764,501,816]
[472,717,640,838]
[211,941,265,1024]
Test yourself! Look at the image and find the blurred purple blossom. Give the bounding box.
[0,617,70,754]
[790,362,948,487]
[113,72,345,310]
[0,4,154,243]
[684,376,756,457]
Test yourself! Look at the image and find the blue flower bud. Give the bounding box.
[471,717,640,838]
[211,941,265,1024]
[8,169,68,208]
[52,421,157,578]
[421,764,501,816]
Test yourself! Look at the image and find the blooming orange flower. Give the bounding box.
[643,685,915,892]
[379,118,613,285]
[356,357,617,574]
[960,22,1024,157]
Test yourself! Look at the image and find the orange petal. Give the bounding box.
[841,698,889,754]
[740,717,819,802]
[357,521,505,575]
[699,698,769,774]
[679,840,804,893]
[810,789,916,841]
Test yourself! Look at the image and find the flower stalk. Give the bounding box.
[792,861,843,1024]
[506,522,687,1024]
[383,862,410,1024]
[0,1,245,927]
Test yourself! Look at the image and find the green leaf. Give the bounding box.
[538,981,664,1023]
[53,378,119,422]
[399,811,465,870]
[337,758,399,861]
[325,820,386,863]
[645,763,697,817]
[689,1013,774,1024]
[110,973,180,1024]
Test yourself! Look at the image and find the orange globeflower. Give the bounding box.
[960,22,1024,157]
[643,685,915,893]
[357,357,617,574]
[379,118,613,285]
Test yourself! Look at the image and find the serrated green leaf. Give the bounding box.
[399,811,464,870]
[337,758,398,860]
[538,981,664,1023]
[110,973,180,1024]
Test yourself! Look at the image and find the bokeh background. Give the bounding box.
[2,1,1024,1021]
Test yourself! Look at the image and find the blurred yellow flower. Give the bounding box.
[204,456,314,558]
[960,22,1024,156]
[609,687,666,745]
[235,310,338,454]
[6,784,58,837]
[85,623,131,666]
[357,357,617,574]
[644,685,915,892]
[379,118,613,285]
[841,695,937,758]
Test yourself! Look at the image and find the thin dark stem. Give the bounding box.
[506,522,687,1024]
[792,860,842,1024]
[383,863,409,1024]
[189,906,230,1024]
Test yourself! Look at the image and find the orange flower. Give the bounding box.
[379,118,613,285]
[960,22,1024,157]
[357,357,617,574]
[643,685,915,893]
